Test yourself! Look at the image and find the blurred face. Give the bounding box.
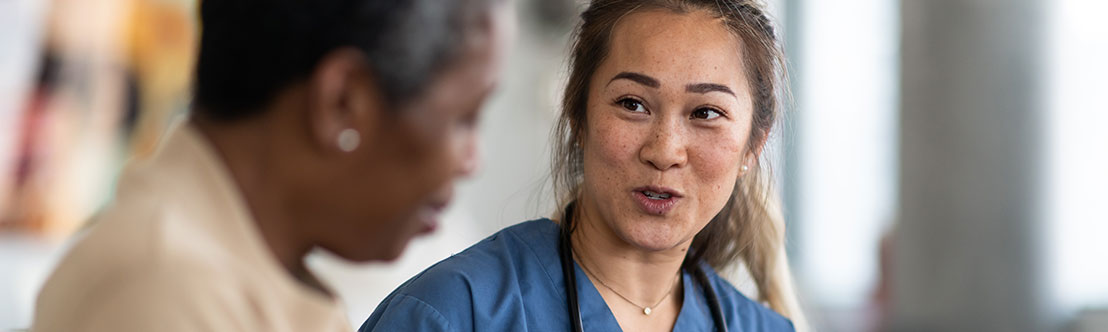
[579,9,756,251]
[316,4,513,261]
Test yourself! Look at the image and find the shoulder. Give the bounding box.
[362,219,563,332]
[702,266,795,332]
[40,187,233,287]
[34,197,244,330]
[381,218,560,303]
[34,246,246,331]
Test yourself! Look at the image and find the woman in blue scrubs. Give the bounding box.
[362,0,806,331]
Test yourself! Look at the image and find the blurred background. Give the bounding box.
[1,0,1105,331]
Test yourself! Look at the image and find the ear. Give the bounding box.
[306,47,382,154]
[743,129,770,173]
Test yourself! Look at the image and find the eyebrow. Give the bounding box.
[608,71,735,97]
[686,83,735,96]
[608,72,660,88]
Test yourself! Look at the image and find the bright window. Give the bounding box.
[1045,0,1108,313]
[792,0,899,309]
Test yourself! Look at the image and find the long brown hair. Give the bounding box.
[550,0,806,325]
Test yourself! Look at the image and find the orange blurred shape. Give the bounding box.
[123,0,197,157]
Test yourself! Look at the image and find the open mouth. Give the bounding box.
[641,189,673,200]
[632,186,682,215]
[417,187,454,234]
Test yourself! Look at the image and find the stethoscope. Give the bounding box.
[557,202,728,332]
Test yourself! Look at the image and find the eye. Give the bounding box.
[459,106,480,128]
[691,107,724,120]
[616,97,647,113]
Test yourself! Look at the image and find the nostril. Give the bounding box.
[638,131,688,171]
[643,154,684,171]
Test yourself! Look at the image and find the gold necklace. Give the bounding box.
[574,252,681,316]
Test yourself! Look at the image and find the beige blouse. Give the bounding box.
[33,123,351,331]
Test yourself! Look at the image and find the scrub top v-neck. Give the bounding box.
[361,219,794,332]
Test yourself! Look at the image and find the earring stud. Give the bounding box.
[741,165,749,172]
[337,129,360,152]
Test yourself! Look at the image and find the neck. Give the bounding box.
[569,200,687,309]
[191,115,314,281]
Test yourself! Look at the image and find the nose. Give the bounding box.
[456,133,480,177]
[638,120,687,171]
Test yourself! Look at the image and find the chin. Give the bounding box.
[616,217,692,251]
[374,241,414,262]
[328,240,409,263]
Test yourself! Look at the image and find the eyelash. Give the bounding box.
[615,96,647,113]
[613,96,727,120]
[691,107,726,120]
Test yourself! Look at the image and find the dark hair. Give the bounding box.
[194,0,495,121]
[551,0,805,322]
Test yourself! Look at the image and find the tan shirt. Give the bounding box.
[33,124,351,332]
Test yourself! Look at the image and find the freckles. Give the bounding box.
[689,139,746,195]
[692,146,738,175]
[592,124,636,164]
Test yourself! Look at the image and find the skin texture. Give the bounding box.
[194,3,513,292]
[571,9,760,331]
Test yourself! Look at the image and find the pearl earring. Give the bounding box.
[741,165,749,173]
[337,129,360,152]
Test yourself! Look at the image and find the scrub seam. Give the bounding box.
[504,222,568,304]
[392,293,454,331]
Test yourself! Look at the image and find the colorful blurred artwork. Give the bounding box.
[0,0,197,237]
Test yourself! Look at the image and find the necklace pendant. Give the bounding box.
[643,307,652,315]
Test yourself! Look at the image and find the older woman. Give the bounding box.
[32,0,512,331]
[362,0,804,331]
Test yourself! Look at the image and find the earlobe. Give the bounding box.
[742,132,770,175]
[307,47,379,154]
[337,128,361,152]
[740,151,758,175]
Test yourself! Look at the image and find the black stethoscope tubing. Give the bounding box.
[558,203,728,332]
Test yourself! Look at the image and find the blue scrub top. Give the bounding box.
[361,219,794,332]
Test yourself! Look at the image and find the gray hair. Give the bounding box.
[362,0,500,107]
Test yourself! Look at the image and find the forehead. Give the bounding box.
[418,3,513,109]
[601,9,747,90]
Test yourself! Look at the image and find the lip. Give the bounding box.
[631,185,683,215]
[417,203,444,234]
[418,190,453,234]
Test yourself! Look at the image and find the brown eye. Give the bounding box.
[691,107,723,120]
[618,98,646,113]
[459,107,480,128]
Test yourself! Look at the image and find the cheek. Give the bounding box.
[689,130,747,204]
[395,108,457,176]
[590,121,636,164]
[582,113,642,185]
[366,117,451,202]
[415,130,458,191]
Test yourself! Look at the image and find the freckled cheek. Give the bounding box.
[689,136,746,199]
[582,115,646,210]
[586,117,641,168]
